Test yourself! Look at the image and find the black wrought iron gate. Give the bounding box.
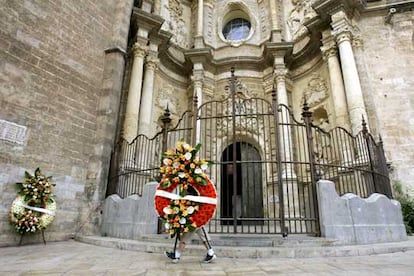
[193,70,318,235]
[107,69,391,236]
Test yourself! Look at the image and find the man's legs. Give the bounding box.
[164,232,193,263]
[165,228,216,263]
[196,227,216,263]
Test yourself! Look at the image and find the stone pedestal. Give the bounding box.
[101,182,159,239]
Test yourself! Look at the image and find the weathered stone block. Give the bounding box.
[101,182,158,239]
[317,180,407,244]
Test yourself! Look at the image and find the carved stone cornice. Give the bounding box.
[312,0,354,21]
[132,7,164,36]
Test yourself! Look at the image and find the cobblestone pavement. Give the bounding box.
[1,239,414,275]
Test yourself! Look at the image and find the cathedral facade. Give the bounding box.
[1,0,413,244]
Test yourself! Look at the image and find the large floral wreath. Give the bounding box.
[154,141,217,239]
[9,168,56,235]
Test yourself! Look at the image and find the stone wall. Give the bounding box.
[0,0,133,246]
[356,10,414,195]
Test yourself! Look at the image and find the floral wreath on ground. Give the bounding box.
[154,141,217,239]
[9,168,56,235]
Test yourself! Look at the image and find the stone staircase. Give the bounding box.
[75,234,414,259]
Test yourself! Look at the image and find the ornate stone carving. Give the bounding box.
[165,0,189,48]
[352,35,364,49]
[205,4,214,44]
[274,68,288,82]
[131,43,147,58]
[156,84,182,114]
[335,31,352,44]
[258,1,268,37]
[145,56,159,70]
[287,0,317,41]
[321,45,337,60]
[302,73,328,107]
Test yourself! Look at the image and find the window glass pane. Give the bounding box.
[223,18,251,41]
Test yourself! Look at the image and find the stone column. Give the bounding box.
[331,11,368,135]
[194,0,204,48]
[138,56,158,136]
[123,42,147,143]
[274,67,296,179]
[320,32,350,130]
[274,65,301,228]
[192,67,204,144]
[321,32,354,165]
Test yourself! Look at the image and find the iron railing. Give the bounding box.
[107,72,391,235]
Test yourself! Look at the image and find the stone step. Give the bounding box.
[75,235,414,259]
[138,233,339,247]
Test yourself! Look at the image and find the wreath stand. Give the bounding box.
[18,229,47,246]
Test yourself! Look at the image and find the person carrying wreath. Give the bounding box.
[154,141,217,264]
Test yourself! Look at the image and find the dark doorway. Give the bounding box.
[220,142,264,225]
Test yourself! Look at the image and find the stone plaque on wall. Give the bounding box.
[0,119,27,145]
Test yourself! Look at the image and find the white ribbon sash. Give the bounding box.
[155,190,217,205]
[16,202,55,216]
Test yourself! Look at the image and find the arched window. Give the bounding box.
[222,18,251,41]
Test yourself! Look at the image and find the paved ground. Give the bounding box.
[1,239,414,275]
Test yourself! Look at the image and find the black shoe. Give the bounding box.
[164,251,179,263]
[202,253,216,263]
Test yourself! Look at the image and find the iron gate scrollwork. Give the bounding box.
[107,69,392,236]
